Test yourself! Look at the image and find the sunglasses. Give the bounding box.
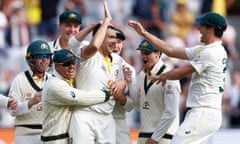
[60,60,76,67]
[33,54,51,59]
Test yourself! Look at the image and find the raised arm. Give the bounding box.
[80,0,112,59]
[128,20,188,60]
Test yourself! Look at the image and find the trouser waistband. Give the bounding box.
[15,124,42,129]
[139,132,173,140]
[41,133,69,142]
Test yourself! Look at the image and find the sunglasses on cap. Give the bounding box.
[58,60,76,67]
[33,54,51,59]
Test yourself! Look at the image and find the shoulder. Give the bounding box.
[12,71,26,82]
[111,53,124,64]
[45,76,68,91]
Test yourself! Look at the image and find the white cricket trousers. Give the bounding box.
[14,135,41,144]
[69,110,116,144]
[115,118,131,144]
[171,107,222,144]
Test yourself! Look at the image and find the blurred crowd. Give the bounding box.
[0,0,240,129]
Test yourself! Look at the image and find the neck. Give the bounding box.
[60,37,71,50]
[206,36,221,45]
[33,71,45,79]
[100,49,110,58]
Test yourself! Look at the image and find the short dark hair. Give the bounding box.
[92,24,115,36]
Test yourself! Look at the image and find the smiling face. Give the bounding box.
[140,50,160,71]
[112,38,123,55]
[31,54,51,74]
[101,28,118,56]
[55,60,76,80]
[59,21,81,41]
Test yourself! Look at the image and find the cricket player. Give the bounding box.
[48,10,82,52]
[112,27,136,144]
[8,40,52,144]
[116,40,181,144]
[68,1,127,143]
[41,49,111,144]
[128,12,228,143]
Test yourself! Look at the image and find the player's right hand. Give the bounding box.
[28,92,42,108]
[103,0,112,23]
[128,20,146,36]
[8,98,18,112]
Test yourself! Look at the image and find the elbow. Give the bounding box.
[89,43,99,51]
[92,44,99,50]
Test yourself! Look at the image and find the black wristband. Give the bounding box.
[103,90,111,102]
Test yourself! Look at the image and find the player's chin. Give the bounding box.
[67,74,75,79]
[67,71,75,77]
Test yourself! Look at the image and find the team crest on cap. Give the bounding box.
[26,52,31,57]
[142,41,149,47]
[40,43,48,49]
[67,53,73,57]
[69,13,77,19]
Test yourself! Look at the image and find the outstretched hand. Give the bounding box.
[103,0,112,22]
[151,74,167,86]
[128,20,146,35]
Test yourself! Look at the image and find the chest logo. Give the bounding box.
[142,101,150,110]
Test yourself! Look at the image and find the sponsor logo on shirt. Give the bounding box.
[25,93,32,100]
[166,85,173,95]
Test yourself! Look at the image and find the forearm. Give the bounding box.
[89,23,109,50]
[75,22,99,41]
[141,30,173,55]
[141,28,187,59]
[161,70,183,81]
[88,0,112,52]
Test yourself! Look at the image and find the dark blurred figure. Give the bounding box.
[226,0,240,15]
[200,0,213,14]
[38,0,60,40]
[132,0,165,38]
[65,0,86,15]
[226,70,240,128]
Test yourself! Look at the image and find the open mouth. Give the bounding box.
[143,60,148,64]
